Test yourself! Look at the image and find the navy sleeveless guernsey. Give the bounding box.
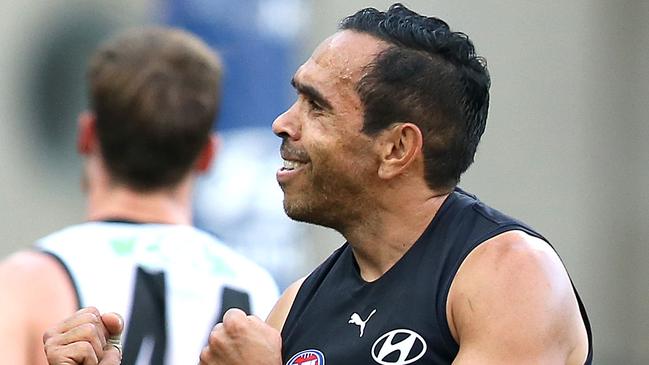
[281,188,592,365]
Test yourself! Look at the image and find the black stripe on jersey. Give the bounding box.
[122,267,167,365]
[214,287,251,324]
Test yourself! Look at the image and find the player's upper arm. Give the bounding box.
[0,251,78,365]
[447,231,589,365]
[265,277,305,332]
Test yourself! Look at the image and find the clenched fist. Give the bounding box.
[43,307,123,365]
[199,308,282,365]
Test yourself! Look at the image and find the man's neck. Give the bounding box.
[345,186,451,282]
[86,182,193,225]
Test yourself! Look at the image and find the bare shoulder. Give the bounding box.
[0,249,78,321]
[0,250,78,364]
[458,230,566,281]
[2,250,63,290]
[265,277,306,332]
[447,230,589,364]
[1,250,75,287]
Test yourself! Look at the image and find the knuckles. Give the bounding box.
[78,340,96,354]
[42,329,55,344]
[78,322,100,338]
[80,311,102,325]
[82,306,101,316]
[207,329,220,347]
[199,345,215,363]
[222,310,248,335]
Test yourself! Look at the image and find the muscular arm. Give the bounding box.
[447,231,589,365]
[0,251,78,365]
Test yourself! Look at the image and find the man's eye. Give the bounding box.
[308,99,323,111]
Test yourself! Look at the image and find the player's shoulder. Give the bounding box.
[0,250,64,280]
[0,250,78,362]
[448,232,588,363]
[0,250,77,315]
[470,230,561,272]
[450,229,575,321]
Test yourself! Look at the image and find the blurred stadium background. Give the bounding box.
[0,0,648,363]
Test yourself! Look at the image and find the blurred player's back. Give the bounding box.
[0,27,279,365]
[38,221,278,364]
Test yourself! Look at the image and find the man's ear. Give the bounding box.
[377,123,423,180]
[195,133,220,173]
[77,111,97,155]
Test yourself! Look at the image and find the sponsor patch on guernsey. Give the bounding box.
[285,349,325,365]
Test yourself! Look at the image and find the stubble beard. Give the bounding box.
[282,162,370,234]
[283,191,361,234]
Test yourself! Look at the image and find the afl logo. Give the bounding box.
[371,329,427,365]
[285,349,325,365]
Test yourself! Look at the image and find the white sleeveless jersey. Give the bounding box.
[37,221,280,365]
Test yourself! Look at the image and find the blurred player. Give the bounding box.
[0,27,279,365]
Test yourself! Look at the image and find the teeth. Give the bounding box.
[283,160,305,170]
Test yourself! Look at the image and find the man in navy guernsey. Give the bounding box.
[0,27,279,365]
[44,4,593,365]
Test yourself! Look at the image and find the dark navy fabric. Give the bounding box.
[281,188,592,365]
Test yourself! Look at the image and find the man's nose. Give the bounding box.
[272,104,300,140]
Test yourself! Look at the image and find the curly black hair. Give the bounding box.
[340,3,491,190]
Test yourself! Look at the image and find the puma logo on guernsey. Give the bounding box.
[348,309,376,337]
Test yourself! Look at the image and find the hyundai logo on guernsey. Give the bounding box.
[285,349,325,365]
[371,329,427,365]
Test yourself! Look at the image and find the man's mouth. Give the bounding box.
[282,159,308,171]
[279,140,310,180]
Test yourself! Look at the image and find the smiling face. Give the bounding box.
[272,31,388,231]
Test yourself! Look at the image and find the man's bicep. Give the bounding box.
[448,231,587,364]
[0,289,29,363]
[265,277,305,332]
[0,254,42,364]
[0,251,79,365]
